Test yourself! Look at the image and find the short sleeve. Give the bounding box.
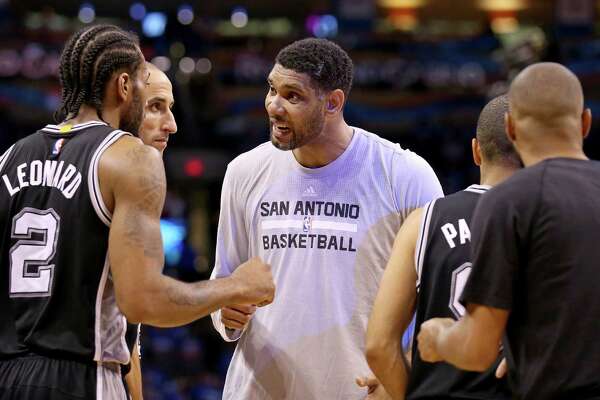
[461,184,525,310]
[394,151,444,218]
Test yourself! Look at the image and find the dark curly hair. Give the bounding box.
[54,24,143,123]
[477,95,521,167]
[275,38,353,99]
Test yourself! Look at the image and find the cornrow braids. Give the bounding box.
[55,24,143,122]
[54,28,89,122]
[65,25,114,119]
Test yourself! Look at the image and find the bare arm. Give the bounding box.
[418,304,508,371]
[366,208,422,400]
[124,342,143,400]
[102,138,274,327]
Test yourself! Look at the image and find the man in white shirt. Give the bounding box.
[210,38,443,400]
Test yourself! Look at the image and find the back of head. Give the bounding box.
[477,95,521,168]
[275,38,353,99]
[508,62,584,136]
[55,24,143,122]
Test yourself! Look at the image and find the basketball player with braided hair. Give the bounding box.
[0,25,274,399]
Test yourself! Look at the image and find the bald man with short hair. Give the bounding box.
[417,62,600,400]
[138,62,177,154]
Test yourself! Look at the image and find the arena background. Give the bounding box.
[1,0,599,398]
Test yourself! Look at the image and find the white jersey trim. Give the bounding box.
[0,144,15,175]
[96,363,103,400]
[464,184,491,194]
[94,255,111,361]
[415,199,437,290]
[88,130,131,227]
[42,120,107,133]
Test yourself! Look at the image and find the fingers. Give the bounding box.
[417,321,441,363]
[221,306,254,330]
[495,357,508,378]
[355,376,379,394]
[229,304,257,314]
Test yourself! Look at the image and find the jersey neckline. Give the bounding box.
[464,184,491,193]
[41,120,108,134]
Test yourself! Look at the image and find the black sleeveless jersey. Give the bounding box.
[0,121,133,365]
[407,185,511,400]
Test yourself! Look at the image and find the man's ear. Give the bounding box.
[325,89,345,115]
[116,72,131,103]
[582,108,592,139]
[472,138,482,167]
[505,112,516,143]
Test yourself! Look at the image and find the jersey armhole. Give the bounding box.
[0,144,16,175]
[415,199,436,290]
[87,130,131,227]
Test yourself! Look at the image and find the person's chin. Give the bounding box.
[270,132,295,151]
[152,140,168,153]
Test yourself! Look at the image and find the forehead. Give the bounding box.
[145,69,174,103]
[268,63,315,91]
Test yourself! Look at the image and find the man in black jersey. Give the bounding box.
[0,25,274,400]
[418,63,600,400]
[122,62,178,400]
[365,95,521,399]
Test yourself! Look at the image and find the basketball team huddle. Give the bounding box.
[0,24,599,400]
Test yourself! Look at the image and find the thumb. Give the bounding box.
[495,358,508,378]
[355,376,368,387]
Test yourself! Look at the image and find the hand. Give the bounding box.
[221,304,256,330]
[356,376,392,400]
[495,357,507,378]
[230,256,275,306]
[417,318,453,363]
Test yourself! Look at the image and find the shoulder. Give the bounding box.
[100,135,163,185]
[485,164,545,206]
[354,127,436,179]
[227,142,274,170]
[223,141,281,187]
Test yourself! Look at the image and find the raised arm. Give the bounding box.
[102,137,274,327]
[365,208,422,400]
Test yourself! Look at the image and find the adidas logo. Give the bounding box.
[303,185,317,197]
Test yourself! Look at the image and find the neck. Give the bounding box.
[291,119,353,168]
[518,141,587,167]
[479,163,519,187]
[62,105,121,129]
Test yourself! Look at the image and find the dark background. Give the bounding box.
[1,0,599,398]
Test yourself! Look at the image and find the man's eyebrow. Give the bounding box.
[148,96,175,108]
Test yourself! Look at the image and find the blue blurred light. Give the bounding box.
[160,218,186,266]
[142,12,167,38]
[313,14,338,38]
[177,4,194,25]
[129,3,146,21]
[78,3,95,24]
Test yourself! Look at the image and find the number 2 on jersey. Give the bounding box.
[9,208,60,297]
[449,262,472,319]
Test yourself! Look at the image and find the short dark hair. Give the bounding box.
[476,95,521,167]
[54,24,143,122]
[275,38,353,98]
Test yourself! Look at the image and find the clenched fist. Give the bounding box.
[417,318,453,363]
[230,256,276,306]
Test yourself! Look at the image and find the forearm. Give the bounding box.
[368,344,409,400]
[128,275,242,327]
[125,344,143,400]
[436,320,495,371]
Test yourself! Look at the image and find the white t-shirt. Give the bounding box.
[210,127,443,400]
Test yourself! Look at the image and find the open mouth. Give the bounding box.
[272,123,291,137]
